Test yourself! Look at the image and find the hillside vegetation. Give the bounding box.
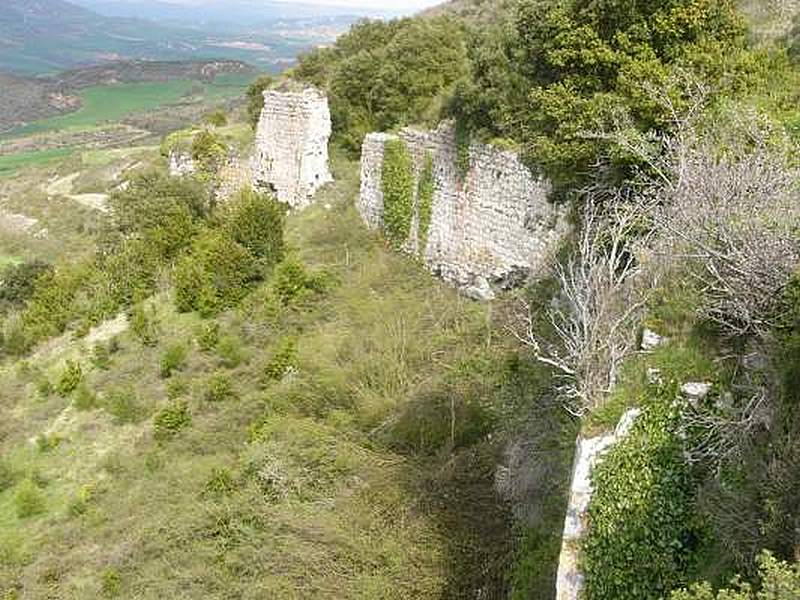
[1,0,800,599]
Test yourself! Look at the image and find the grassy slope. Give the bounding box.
[0,154,535,598]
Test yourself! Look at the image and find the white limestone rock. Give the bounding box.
[254,87,333,209]
[463,277,496,302]
[168,151,197,177]
[681,382,713,405]
[641,328,667,351]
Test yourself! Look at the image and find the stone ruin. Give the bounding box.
[254,86,333,209]
[357,123,568,299]
[168,86,333,209]
[555,409,640,600]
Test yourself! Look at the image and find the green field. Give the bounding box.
[8,74,254,138]
[0,147,74,178]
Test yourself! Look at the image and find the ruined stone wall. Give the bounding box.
[215,155,255,202]
[254,87,333,209]
[169,151,255,202]
[555,410,640,600]
[168,151,197,178]
[358,124,568,295]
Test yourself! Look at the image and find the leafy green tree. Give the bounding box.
[451,0,750,193]
[246,75,273,129]
[296,17,469,153]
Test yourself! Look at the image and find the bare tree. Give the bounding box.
[512,193,658,416]
[658,125,800,339]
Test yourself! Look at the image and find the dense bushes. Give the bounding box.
[294,17,469,152]
[450,0,753,193]
[175,189,284,316]
[0,261,52,313]
[584,387,705,600]
[174,230,259,316]
[220,188,285,266]
[671,552,800,599]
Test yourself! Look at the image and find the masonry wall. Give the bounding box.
[358,124,568,291]
[254,87,333,209]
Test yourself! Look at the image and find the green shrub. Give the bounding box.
[246,75,273,130]
[450,0,751,194]
[205,467,237,495]
[583,388,704,600]
[216,334,245,369]
[91,342,111,370]
[0,461,16,492]
[196,321,220,352]
[56,360,83,397]
[103,388,143,425]
[262,336,298,384]
[21,262,92,344]
[166,378,189,400]
[35,377,53,399]
[190,130,227,177]
[203,110,227,127]
[106,170,207,259]
[153,400,191,440]
[295,17,468,153]
[671,551,800,600]
[14,480,46,519]
[272,259,328,307]
[204,373,236,403]
[159,343,188,378]
[130,303,160,347]
[100,568,122,597]
[381,139,415,247]
[417,153,435,251]
[222,188,285,266]
[1,315,31,356]
[174,230,260,317]
[73,383,98,411]
[68,486,92,517]
[102,239,161,307]
[35,434,61,453]
[0,260,53,311]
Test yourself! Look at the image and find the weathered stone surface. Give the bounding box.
[254,87,333,209]
[681,382,713,405]
[641,328,667,351]
[215,155,255,202]
[555,408,641,600]
[358,123,568,292]
[168,151,197,177]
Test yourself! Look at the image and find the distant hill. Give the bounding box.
[421,0,517,24]
[72,0,393,29]
[0,0,359,75]
[0,59,253,132]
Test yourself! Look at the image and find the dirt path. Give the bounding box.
[45,172,109,212]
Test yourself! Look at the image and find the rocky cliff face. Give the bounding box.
[358,123,568,297]
[254,87,333,209]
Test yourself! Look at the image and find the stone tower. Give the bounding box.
[254,87,333,209]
